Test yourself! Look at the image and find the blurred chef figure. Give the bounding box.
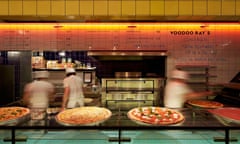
[164,69,213,108]
[61,68,85,111]
[23,71,55,109]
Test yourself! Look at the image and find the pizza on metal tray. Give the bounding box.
[0,107,30,124]
[187,100,224,109]
[56,106,112,126]
[127,107,184,125]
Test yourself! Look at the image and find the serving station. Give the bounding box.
[1,106,240,144]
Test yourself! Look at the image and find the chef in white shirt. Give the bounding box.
[23,71,55,109]
[164,69,213,108]
[61,68,85,111]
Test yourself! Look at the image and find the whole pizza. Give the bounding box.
[187,99,224,109]
[56,106,112,126]
[127,107,184,125]
[0,107,30,125]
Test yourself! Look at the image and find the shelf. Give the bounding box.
[176,65,217,91]
[33,67,96,71]
[176,64,216,69]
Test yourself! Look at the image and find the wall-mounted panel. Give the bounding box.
[237,0,240,15]
[208,0,221,15]
[150,0,164,15]
[66,1,79,15]
[23,0,37,15]
[136,1,150,15]
[51,0,65,15]
[9,0,23,15]
[0,1,9,15]
[179,0,192,15]
[94,1,108,16]
[37,0,51,15]
[222,0,235,15]
[165,0,178,15]
[0,0,239,17]
[193,0,207,15]
[122,0,135,16]
[108,0,121,15]
[80,1,94,15]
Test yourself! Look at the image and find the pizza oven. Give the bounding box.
[101,74,165,110]
[88,50,167,110]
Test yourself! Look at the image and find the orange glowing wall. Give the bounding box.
[0,22,239,51]
[0,22,239,83]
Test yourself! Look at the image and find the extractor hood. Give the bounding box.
[87,50,167,61]
[87,50,167,56]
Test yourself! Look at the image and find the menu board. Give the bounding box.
[0,23,239,65]
[0,24,169,50]
[0,23,239,83]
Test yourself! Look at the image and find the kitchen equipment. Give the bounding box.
[91,52,167,110]
[115,72,142,78]
[101,77,165,110]
[214,71,240,107]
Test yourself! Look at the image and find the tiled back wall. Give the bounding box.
[0,23,240,84]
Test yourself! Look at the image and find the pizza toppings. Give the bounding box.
[128,107,184,125]
[187,100,224,109]
[56,106,112,126]
[0,107,30,124]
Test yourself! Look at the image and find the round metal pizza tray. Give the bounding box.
[208,107,240,125]
[127,107,185,126]
[0,107,30,126]
[186,100,224,109]
[55,107,112,126]
[128,116,185,126]
[56,118,108,126]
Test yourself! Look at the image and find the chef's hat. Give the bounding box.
[65,68,76,74]
[33,71,49,79]
[171,69,189,80]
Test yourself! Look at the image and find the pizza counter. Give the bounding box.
[0,107,240,144]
